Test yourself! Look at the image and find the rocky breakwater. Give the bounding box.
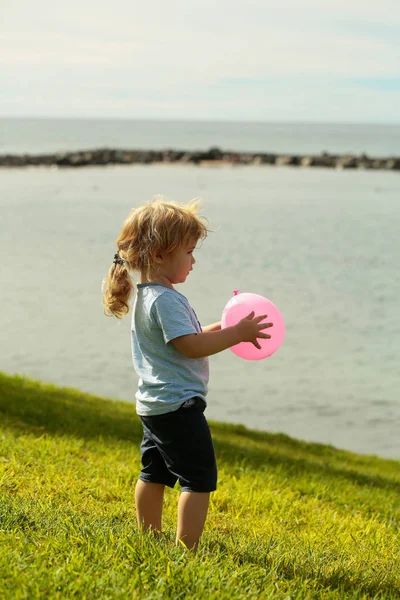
[0,147,399,171]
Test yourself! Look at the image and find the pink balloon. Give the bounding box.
[221,290,285,360]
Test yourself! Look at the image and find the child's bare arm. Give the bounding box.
[202,322,221,333]
[171,313,273,359]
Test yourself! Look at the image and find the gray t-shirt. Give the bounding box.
[131,283,209,416]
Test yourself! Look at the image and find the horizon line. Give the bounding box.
[1,115,400,127]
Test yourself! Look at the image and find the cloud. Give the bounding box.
[0,0,399,121]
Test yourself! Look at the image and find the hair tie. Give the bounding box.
[113,252,125,266]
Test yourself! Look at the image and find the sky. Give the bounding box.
[1,0,399,123]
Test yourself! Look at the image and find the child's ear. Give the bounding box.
[155,254,164,264]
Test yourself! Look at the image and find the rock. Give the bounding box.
[300,155,336,168]
[238,153,255,165]
[356,159,374,170]
[275,155,300,166]
[180,153,194,163]
[275,155,292,166]
[259,154,276,164]
[0,148,398,171]
[162,150,184,162]
[56,152,92,167]
[371,159,387,170]
[385,158,400,170]
[205,147,223,160]
[335,156,358,169]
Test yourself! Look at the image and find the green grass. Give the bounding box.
[0,371,399,599]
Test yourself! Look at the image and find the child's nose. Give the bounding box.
[192,256,196,265]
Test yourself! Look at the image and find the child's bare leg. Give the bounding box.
[176,491,210,551]
[135,480,165,535]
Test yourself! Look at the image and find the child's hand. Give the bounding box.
[236,312,273,349]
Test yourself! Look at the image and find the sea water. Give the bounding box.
[0,119,399,458]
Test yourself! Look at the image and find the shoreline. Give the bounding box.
[1,146,399,171]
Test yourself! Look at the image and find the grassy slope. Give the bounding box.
[0,371,399,600]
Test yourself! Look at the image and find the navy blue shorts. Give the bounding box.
[138,397,217,493]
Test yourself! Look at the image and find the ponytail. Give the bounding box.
[102,259,133,319]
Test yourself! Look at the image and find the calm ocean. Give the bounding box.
[0,118,399,459]
[1,117,400,157]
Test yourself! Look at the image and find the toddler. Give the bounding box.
[102,198,271,551]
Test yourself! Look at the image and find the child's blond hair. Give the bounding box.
[102,198,209,318]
